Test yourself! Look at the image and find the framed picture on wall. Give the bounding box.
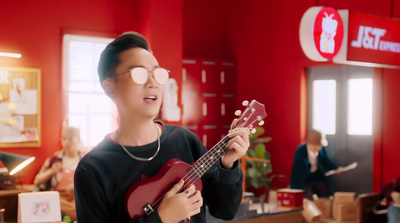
[0,66,41,147]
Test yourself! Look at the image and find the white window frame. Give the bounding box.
[63,34,117,147]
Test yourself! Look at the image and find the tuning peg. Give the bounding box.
[234,110,242,116]
[242,100,249,106]
[251,128,256,134]
[258,120,265,126]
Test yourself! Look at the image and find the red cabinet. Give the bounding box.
[182,58,237,149]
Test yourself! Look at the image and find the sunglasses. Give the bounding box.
[112,67,170,85]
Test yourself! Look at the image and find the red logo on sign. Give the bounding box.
[313,7,344,59]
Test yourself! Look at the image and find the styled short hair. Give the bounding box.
[97,31,149,83]
[61,126,81,142]
[307,129,328,147]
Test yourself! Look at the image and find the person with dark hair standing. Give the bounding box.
[290,129,343,200]
[74,32,250,223]
[381,177,400,223]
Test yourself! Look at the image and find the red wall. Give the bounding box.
[382,69,400,184]
[184,0,400,191]
[0,0,183,184]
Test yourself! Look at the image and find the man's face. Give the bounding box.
[107,48,164,119]
[61,129,80,152]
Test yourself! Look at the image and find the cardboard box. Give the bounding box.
[313,198,333,218]
[277,188,304,207]
[333,192,356,203]
[332,201,356,221]
[302,199,321,222]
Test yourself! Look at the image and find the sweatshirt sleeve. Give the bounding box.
[290,151,306,189]
[202,160,243,220]
[319,147,338,171]
[290,145,308,189]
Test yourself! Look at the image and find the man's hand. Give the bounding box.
[158,180,203,223]
[51,161,63,174]
[336,166,345,175]
[221,119,250,169]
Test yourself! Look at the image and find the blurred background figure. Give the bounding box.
[290,129,343,200]
[34,126,85,222]
[381,176,400,223]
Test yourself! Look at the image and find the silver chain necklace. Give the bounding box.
[118,123,160,162]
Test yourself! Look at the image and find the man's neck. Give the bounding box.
[115,120,159,146]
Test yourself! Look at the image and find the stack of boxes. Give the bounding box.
[331,192,357,222]
[302,192,357,223]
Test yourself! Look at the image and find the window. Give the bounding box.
[63,34,116,147]
[312,80,336,135]
[347,78,373,135]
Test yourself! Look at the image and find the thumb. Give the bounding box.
[166,179,184,197]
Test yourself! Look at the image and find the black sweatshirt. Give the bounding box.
[75,121,243,223]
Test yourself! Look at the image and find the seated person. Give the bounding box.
[381,176,400,223]
[290,129,343,200]
[34,126,84,222]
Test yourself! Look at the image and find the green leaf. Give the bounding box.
[254,143,266,158]
[245,129,273,190]
[264,150,271,160]
[251,177,261,188]
[246,149,256,158]
[247,167,260,178]
[255,137,272,144]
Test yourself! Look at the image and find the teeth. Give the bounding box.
[145,96,157,100]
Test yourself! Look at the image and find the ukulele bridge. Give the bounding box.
[143,203,155,216]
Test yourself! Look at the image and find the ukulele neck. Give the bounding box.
[189,137,230,178]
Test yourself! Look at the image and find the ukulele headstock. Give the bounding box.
[234,100,267,133]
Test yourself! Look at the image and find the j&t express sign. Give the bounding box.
[347,11,400,66]
[300,6,400,68]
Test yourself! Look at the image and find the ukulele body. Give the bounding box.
[124,158,203,219]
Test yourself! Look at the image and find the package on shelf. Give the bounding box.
[277,188,304,207]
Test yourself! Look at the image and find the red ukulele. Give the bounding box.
[124,100,267,219]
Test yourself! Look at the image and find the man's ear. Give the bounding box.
[102,79,115,98]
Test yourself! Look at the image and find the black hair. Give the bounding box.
[97,31,149,83]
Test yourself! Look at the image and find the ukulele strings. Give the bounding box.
[150,108,257,212]
[180,109,259,193]
[150,136,231,211]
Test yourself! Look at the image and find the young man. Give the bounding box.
[290,129,343,200]
[74,32,250,223]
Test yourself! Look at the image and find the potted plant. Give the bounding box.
[245,126,272,199]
